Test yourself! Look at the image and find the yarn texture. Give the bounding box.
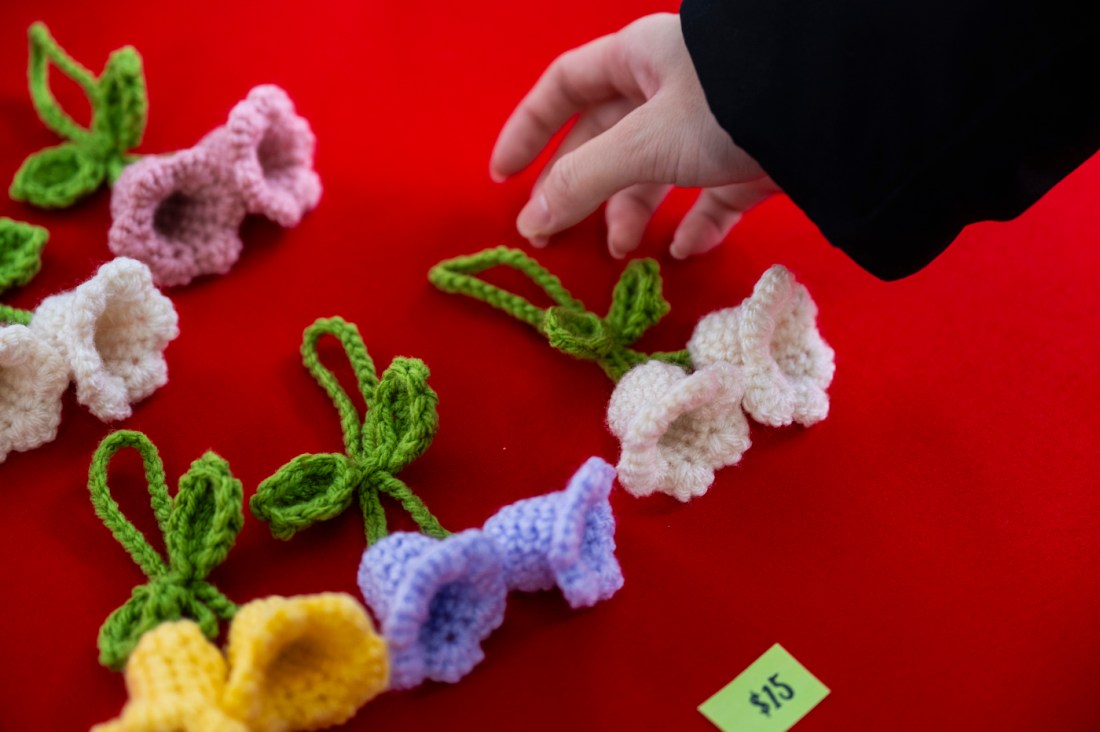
[688,264,835,427]
[251,317,447,545]
[11,23,146,208]
[0,218,49,294]
[0,324,68,463]
[30,257,178,421]
[89,430,242,670]
[109,85,319,286]
[608,361,751,501]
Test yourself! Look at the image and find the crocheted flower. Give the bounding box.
[0,325,68,463]
[482,456,623,607]
[358,530,507,690]
[91,620,247,732]
[689,264,835,427]
[225,85,321,227]
[221,594,388,732]
[30,257,178,421]
[607,360,750,502]
[108,132,247,287]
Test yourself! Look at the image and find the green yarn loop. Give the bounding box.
[89,430,242,671]
[428,247,691,381]
[0,218,49,295]
[10,23,147,208]
[250,317,448,545]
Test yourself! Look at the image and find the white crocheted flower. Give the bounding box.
[30,258,179,422]
[607,360,750,502]
[689,265,835,427]
[0,325,68,463]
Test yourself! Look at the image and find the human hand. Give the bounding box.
[490,12,779,259]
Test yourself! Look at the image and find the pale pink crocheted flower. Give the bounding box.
[689,265,835,427]
[108,131,247,287]
[225,84,321,227]
[30,258,179,422]
[607,360,750,502]
[0,325,68,463]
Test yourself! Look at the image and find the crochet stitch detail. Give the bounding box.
[108,85,319,286]
[89,430,242,670]
[0,324,67,463]
[250,317,447,545]
[607,360,751,501]
[29,257,179,421]
[688,264,835,427]
[0,218,49,294]
[11,23,146,208]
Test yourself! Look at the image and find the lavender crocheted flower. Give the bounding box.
[30,258,179,421]
[607,360,750,502]
[357,530,506,690]
[108,131,247,287]
[0,325,68,463]
[482,456,623,608]
[689,265,835,427]
[225,85,321,227]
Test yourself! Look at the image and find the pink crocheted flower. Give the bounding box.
[108,131,247,287]
[0,325,68,463]
[607,360,750,502]
[30,258,179,422]
[689,265,835,427]
[225,85,321,227]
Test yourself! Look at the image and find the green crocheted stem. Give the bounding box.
[0,218,49,295]
[89,430,241,670]
[251,317,448,546]
[11,23,147,208]
[429,247,686,382]
[0,303,34,326]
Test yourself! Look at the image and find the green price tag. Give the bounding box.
[698,644,829,732]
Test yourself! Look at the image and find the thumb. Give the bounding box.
[517,105,661,244]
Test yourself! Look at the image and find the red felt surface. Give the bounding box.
[1,2,1099,730]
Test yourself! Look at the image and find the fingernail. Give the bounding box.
[489,168,506,184]
[530,235,549,248]
[517,193,551,238]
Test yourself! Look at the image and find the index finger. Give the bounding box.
[490,32,634,181]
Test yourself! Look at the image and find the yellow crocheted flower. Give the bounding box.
[221,593,389,732]
[91,621,247,732]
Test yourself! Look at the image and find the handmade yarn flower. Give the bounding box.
[28,257,179,422]
[0,323,68,463]
[109,85,320,286]
[94,594,388,732]
[358,456,623,689]
[607,361,750,502]
[250,316,447,545]
[10,23,146,208]
[0,218,49,294]
[688,264,835,427]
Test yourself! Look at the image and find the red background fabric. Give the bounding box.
[1,2,1098,730]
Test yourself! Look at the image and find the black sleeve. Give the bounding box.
[680,0,1100,280]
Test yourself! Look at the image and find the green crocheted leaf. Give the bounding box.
[544,307,611,356]
[250,453,356,540]
[0,219,48,294]
[364,358,439,472]
[98,582,222,671]
[165,452,243,580]
[9,143,106,208]
[605,258,670,344]
[97,46,147,164]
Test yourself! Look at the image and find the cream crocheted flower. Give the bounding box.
[225,85,321,227]
[689,264,835,427]
[31,258,179,422]
[0,325,68,463]
[607,360,750,502]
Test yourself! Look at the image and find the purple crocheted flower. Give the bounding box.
[482,456,623,608]
[225,85,321,227]
[357,530,506,690]
[108,130,246,287]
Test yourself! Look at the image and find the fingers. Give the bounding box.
[490,33,635,181]
[517,105,660,244]
[532,98,636,193]
[605,183,671,258]
[670,181,775,259]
